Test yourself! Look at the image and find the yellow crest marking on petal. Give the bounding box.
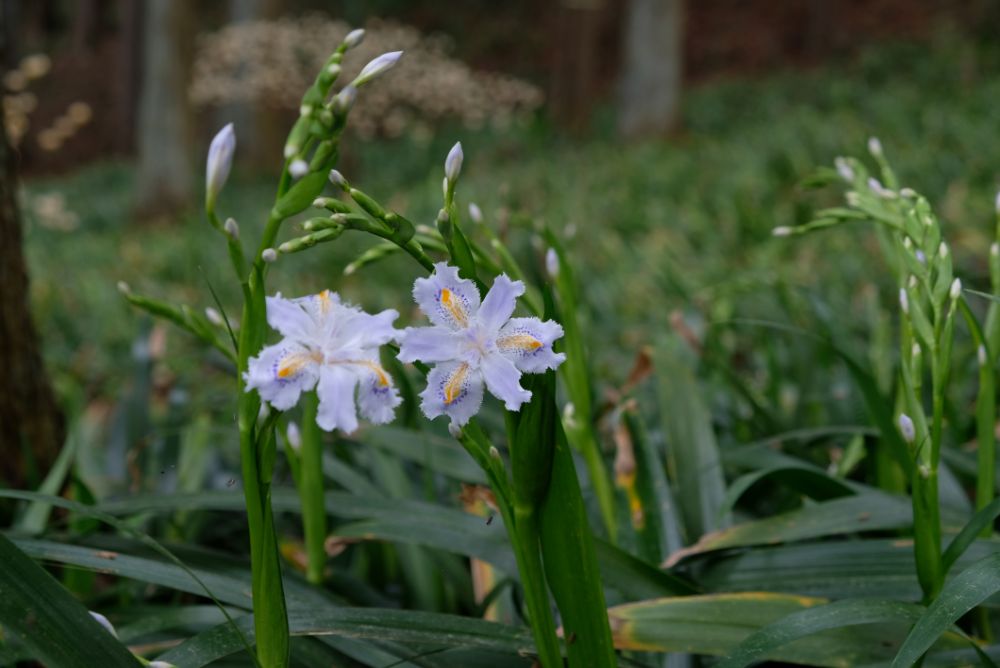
[277,352,312,378]
[318,289,333,314]
[498,334,542,351]
[440,288,469,327]
[339,359,391,386]
[444,363,470,405]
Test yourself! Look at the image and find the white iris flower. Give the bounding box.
[244,291,401,433]
[398,263,565,426]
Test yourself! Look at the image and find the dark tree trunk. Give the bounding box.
[115,0,142,155]
[549,0,606,133]
[0,61,65,486]
[618,0,684,138]
[134,0,196,219]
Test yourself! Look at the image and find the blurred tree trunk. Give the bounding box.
[134,0,196,220]
[549,0,605,133]
[114,0,142,155]
[618,0,684,138]
[0,63,65,486]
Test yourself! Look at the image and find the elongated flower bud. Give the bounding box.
[289,159,309,178]
[899,288,909,314]
[445,141,463,183]
[344,28,365,50]
[206,123,235,209]
[979,345,988,367]
[868,136,883,157]
[468,202,483,223]
[286,422,301,452]
[224,217,239,239]
[898,413,915,443]
[545,247,559,279]
[950,278,962,300]
[329,169,348,189]
[995,190,1000,214]
[834,156,854,182]
[353,51,403,86]
[205,307,223,326]
[332,86,357,114]
[90,611,118,638]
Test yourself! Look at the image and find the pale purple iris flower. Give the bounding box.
[397,263,565,426]
[244,291,401,433]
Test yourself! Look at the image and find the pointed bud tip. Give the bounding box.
[445,141,464,182]
[355,51,403,85]
[116,280,130,295]
[224,217,239,239]
[329,169,347,188]
[286,422,301,451]
[344,28,366,49]
[950,278,962,300]
[468,202,483,223]
[867,136,883,156]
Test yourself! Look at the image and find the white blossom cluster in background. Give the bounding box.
[190,16,544,138]
[3,53,93,152]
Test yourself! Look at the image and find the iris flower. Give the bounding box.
[244,291,401,432]
[398,263,565,426]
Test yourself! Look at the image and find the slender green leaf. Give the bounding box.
[715,598,925,668]
[157,608,537,667]
[942,496,1000,576]
[654,341,729,541]
[538,421,617,666]
[16,429,79,534]
[665,494,914,566]
[718,465,856,519]
[0,533,141,667]
[893,552,1000,667]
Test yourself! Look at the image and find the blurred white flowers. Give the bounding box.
[398,263,565,426]
[244,291,401,432]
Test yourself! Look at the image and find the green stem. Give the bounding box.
[512,506,564,668]
[238,266,290,667]
[572,423,618,544]
[299,395,327,585]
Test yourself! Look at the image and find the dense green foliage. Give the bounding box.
[8,35,1000,666]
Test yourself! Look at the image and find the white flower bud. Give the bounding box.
[205,123,235,207]
[283,143,298,159]
[326,63,341,77]
[116,280,130,295]
[771,226,792,237]
[995,190,1000,214]
[332,85,357,113]
[445,141,463,183]
[343,262,357,276]
[912,342,921,360]
[353,51,403,86]
[979,344,988,367]
[468,202,483,223]
[329,169,347,188]
[344,28,365,49]
[915,250,926,265]
[939,242,949,259]
[908,274,918,289]
[918,463,931,479]
[262,248,278,263]
[899,288,909,314]
[489,445,501,460]
[289,159,309,178]
[867,136,883,157]
[900,187,916,198]
[545,247,559,280]
[224,217,239,239]
[834,156,854,182]
[448,422,463,439]
[950,278,962,300]
[205,307,223,326]
[898,413,915,443]
[903,236,913,250]
[90,611,118,638]
[299,104,312,117]
[286,422,301,452]
[992,242,999,258]
[868,177,895,199]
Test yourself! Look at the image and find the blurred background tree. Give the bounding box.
[0,16,64,488]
